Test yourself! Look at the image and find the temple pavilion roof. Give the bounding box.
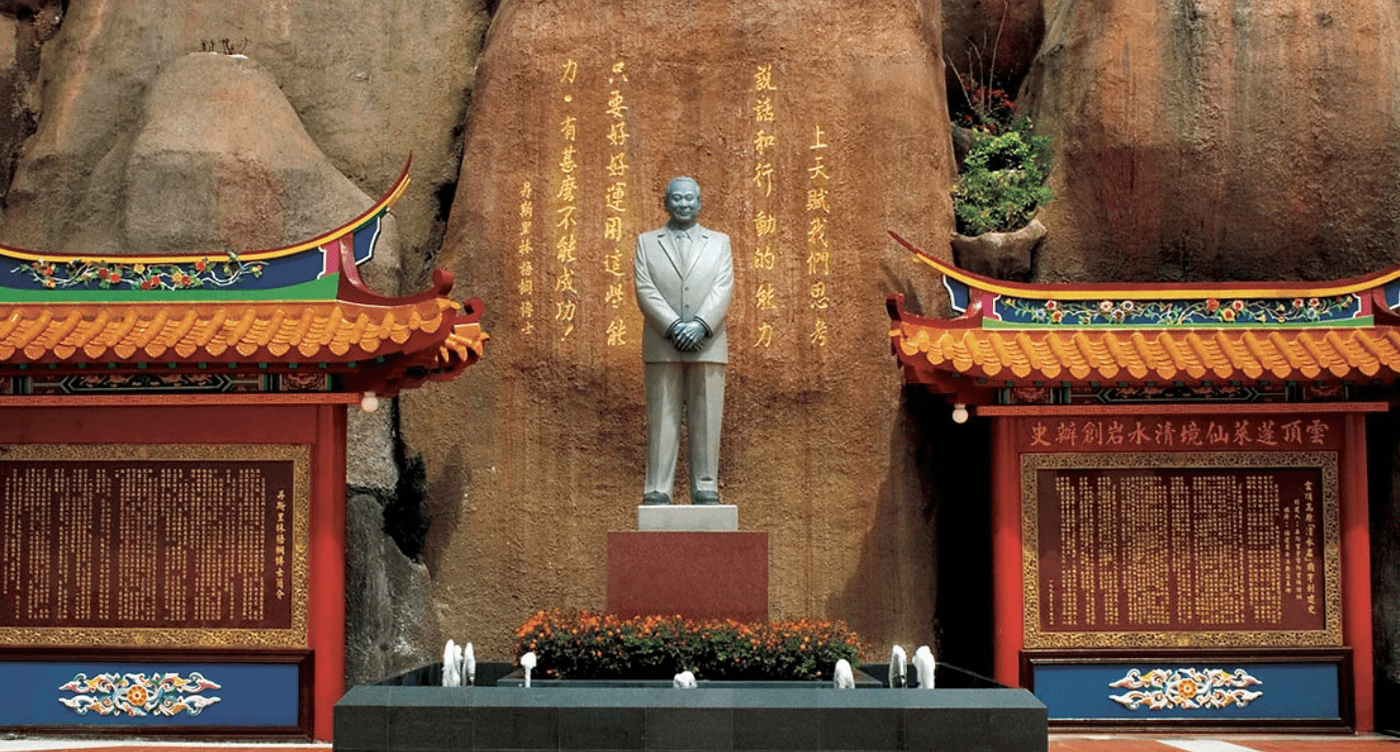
[0,161,485,398]
[887,232,1400,403]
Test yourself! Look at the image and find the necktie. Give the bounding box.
[677,231,691,269]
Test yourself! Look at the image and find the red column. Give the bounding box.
[1343,413,1374,732]
[991,417,1024,687]
[308,404,348,741]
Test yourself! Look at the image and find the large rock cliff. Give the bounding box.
[400,0,955,659]
[1022,0,1400,282]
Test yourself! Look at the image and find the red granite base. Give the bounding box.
[606,531,768,622]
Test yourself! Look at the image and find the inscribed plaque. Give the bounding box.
[1021,452,1340,648]
[0,444,308,647]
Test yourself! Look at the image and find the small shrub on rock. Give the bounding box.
[953,118,1052,236]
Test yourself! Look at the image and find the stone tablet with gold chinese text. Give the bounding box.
[0,444,308,648]
[1022,449,1341,649]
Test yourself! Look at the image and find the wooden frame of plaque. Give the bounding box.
[0,443,310,648]
[1021,451,1342,649]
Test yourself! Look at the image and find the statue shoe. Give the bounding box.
[692,490,721,505]
[642,492,671,506]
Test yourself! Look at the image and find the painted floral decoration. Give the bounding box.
[1108,667,1263,711]
[58,671,222,717]
[996,294,1361,327]
[14,251,264,291]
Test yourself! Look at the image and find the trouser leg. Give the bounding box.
[685,362,726,495]
[644,362,683,498]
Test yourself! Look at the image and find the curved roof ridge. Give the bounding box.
[890,231,1400,300]
[0,158,413,266]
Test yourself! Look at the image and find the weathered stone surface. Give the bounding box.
[401,0,955,658]
[950,124,981,170]
[1,0,489,291]
[345,493,444,686]
[118,53,399,272]
[942,0,1044,94]
[951,217,1045,281]
[0,2,59,201]
[347,400,399,493]
[1022,0,1400,282]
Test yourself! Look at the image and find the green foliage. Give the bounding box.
[514,609,863,681]
[954,118,1052,236]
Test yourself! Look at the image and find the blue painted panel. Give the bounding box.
[351,216,383,266]
[1386,279,1400,311]
[0,661,300,727]
[943,275,970,314]
[1034,662,1339,721]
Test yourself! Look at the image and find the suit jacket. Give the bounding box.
[634,223,733,364]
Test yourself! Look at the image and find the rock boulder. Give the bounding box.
[1,0,489,290]
[1022,0,1400,282]
[345,493,444,686]
[942,0,1044,98]
[401,0,956,658]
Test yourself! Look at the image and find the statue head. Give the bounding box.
[664,177,702,229]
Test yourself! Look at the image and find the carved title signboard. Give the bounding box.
[1021,450,1342,648]
[0,444,309,647]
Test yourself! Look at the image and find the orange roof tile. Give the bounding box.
[885,237,1400,393]
[0,165,488,397]
[892,320,1400,384]
[439,318,487,370]
[0,297,464,365]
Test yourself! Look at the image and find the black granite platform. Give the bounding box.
[333,683,1047,752]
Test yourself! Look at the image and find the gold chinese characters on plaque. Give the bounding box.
[1021,451,1341,649]
[0,444,309,648]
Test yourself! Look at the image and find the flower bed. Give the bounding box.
[515,609,862,681]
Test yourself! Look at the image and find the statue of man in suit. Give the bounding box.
[634,176,734,506]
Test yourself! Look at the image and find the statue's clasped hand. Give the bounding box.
[670,319,708,352]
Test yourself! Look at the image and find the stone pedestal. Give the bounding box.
[636,503,738,531]
[607,523,767,622]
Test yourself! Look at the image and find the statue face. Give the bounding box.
[664,178,702,227]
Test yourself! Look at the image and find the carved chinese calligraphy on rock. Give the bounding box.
[413,0,954,656]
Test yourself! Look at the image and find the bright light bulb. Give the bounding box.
[951,403,969,424]
[360,391,380,413]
